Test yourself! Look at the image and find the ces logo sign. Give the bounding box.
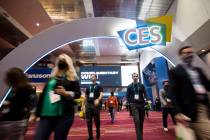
[118,21,167,50]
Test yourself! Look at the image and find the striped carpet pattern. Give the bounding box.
[25,111,175,140]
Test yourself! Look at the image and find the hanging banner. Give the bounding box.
[118,16,172,50]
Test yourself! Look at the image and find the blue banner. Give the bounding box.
[26,68,52,83]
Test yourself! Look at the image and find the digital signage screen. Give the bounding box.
[80,66,121,87]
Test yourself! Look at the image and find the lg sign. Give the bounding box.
[123,26,162,46]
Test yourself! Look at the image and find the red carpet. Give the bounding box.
[25,111,175,140]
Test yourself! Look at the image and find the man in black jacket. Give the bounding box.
[127,73,147,140]
[85,74,103,140]
[169,46,210,140]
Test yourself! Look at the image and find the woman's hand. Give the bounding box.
[55,86,75,98]
[54,86,67,97]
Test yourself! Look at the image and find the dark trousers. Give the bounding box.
[34,116,74,140]
[109,107,115,123]
[85,103,100,138]
[129,104,133,116]
[130,103,145,140]
[162,108,176,128]
[0,119,28,140]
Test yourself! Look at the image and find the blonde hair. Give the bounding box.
[51,54,78,81]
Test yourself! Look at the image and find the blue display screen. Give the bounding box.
[80,66,121,87]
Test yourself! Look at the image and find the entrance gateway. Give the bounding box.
[0,17,175,105]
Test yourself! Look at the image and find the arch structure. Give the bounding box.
[0,17,207,104]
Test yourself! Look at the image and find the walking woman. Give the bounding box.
[0,67,37,140]
[34,54,81,140]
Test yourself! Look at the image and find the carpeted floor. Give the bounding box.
[25,111,175,140]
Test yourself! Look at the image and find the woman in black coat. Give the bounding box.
[34,54,81,140]
[0,67,37,140]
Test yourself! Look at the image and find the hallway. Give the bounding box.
[25,111,175,140]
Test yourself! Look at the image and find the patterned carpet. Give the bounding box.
[25,111,175,140]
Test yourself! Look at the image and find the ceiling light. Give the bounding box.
[201,49,206,52]
[36,23,40,27]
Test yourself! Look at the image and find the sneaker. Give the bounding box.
[88,137,93,140]
[163,128,168,132]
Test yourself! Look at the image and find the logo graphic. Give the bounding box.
[118,16,172,50]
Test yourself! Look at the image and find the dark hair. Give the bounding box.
[162,80,169,85]
[5,67,29,87]
[132,73,138,77]
[91,73,97,78]
[178,46,192,55]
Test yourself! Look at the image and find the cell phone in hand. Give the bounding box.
[55,77,63,88]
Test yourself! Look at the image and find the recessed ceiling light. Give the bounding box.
[201,49,206,52]
[36,22,40,27]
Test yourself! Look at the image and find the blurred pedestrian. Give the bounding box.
[159,80,176,132]
[0,67,37,140]
[117,98,123,112]
[34,54,81,140]
[169,46,210,140]
[155,97,161,111]
[144,100,151,119]
[107,91,118,124]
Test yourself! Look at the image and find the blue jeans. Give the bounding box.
[34,116,74,140]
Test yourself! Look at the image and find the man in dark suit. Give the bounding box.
[127,73,147,140]
[169,46,210,140]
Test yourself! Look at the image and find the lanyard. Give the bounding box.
[132,83,139,95]
[89,84,96,93]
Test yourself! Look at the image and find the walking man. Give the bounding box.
[85,74,103,140]
[159,80,176,131]
[169,46,210,140]
[127,73,147,140]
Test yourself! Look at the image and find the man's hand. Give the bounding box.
[94,99,100,107]
[175,113,191,126]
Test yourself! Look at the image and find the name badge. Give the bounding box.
[134,94,139,100]
[49,91,61,103]
[89,92,94,98]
